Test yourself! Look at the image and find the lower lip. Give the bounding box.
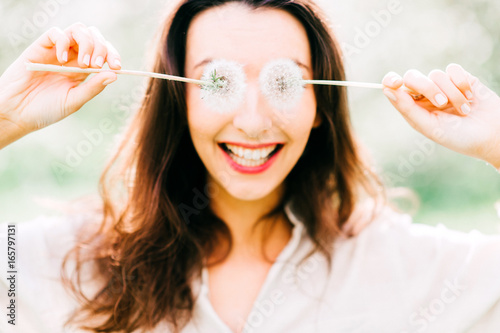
[219,146,282,174]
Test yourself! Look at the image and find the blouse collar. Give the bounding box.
[196,201,307,295]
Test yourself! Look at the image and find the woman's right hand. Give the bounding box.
[0,23,121,147]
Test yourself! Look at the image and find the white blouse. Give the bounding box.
[1,205,500,333]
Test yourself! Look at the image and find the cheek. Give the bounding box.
[302,89,317,124]
[186,87,210,146]
[288,93,317,159]
[186,86,230,147]
[284,89,317,138]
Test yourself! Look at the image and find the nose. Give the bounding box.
[232,83,272,139]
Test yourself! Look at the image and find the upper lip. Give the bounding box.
[219,141,284,149]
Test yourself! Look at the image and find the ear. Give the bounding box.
[312,112,322,128]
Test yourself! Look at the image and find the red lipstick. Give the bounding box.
[218,143,283,174]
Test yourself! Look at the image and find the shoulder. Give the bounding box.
[343,206,500,255]
[4,212,100,257]
[335,206,500,281]
[355,206,499,248]
[329,207,500,331]
[1,212,102,279]
[3,195,105,249]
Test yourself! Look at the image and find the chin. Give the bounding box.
[224,181,281,202]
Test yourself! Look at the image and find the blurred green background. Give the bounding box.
[0,0,499,233]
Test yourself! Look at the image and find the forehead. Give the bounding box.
[185,3,311,74]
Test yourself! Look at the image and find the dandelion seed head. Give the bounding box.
[259,58,304,110]
[200,59,247,114]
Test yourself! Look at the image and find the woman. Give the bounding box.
[1,0,500,332]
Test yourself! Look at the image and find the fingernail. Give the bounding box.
[114,59,121,68]
[103,78,116,86]
[83,54,90,66]
[461,103,471,115]
[62,51,68,63]
[391,76,402,86]
[383,89,397,102]
[95,56,104,68]
[465,90,473,100]
[435,94,447,106]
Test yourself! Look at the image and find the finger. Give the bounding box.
[446,63,473,100]
[383,87,439,138]
[104,40,122,70]
[429,69,471,116]
[87,26,108,68]
[65,72,117,113]
[382,71,403,89]
[403,69,448,108]
[37,27,71,64]
[65,23,94,67]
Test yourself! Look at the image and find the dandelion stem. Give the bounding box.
[302,79,383,89]
[25,62,385,90]
[25,62,209,85]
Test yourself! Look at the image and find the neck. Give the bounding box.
[208,180,292,261]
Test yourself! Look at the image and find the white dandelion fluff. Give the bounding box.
[259,58,305,110]
[200,59,247,114]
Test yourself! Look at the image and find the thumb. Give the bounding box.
[65,72,117,115]
[383,87,439,139]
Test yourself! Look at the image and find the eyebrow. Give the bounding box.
[192,58,311,71]
[295,60,311,72]
[193,59,213,70]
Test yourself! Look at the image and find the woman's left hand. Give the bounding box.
[382,64,500,170]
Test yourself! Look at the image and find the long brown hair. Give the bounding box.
[62,0,382,331]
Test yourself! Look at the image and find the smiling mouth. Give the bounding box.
[218,143,284,167]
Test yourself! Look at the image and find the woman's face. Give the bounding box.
[185,3,319,202]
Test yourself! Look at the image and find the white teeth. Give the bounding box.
[234,155,260,167]
[252,150,260,160]
[224,143,279,167]
[244,149,252,159]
